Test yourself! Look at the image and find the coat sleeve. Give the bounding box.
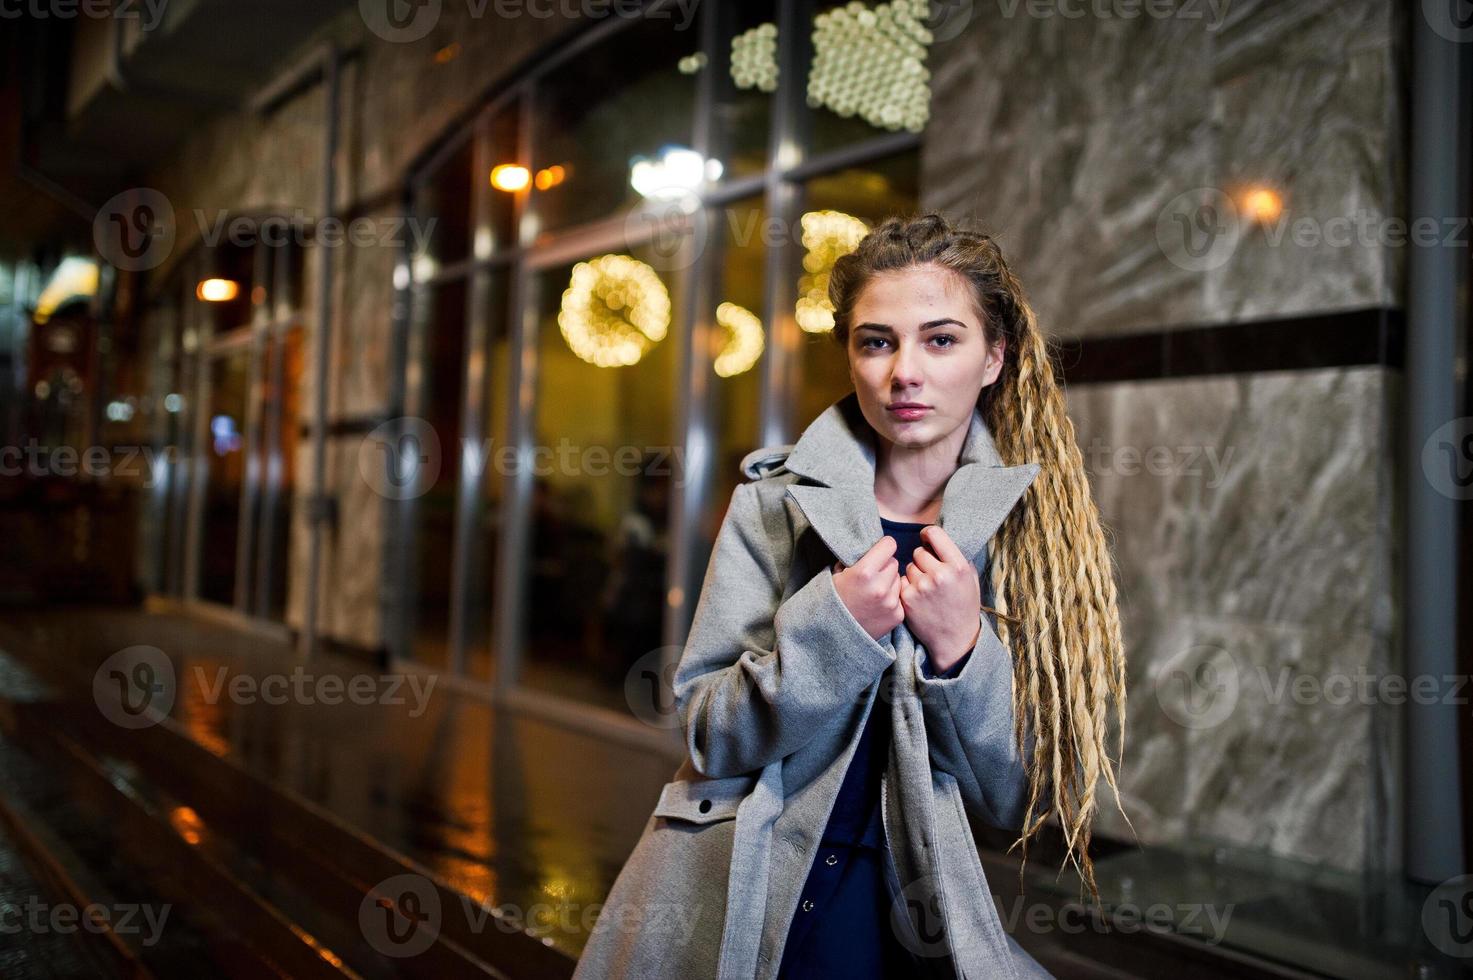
[913,611,1035,834]
[673,481,896,778]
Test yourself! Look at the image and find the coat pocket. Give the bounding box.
[651,773,754,825]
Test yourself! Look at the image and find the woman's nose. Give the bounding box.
[890,341,923,387]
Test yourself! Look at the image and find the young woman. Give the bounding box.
[574,212,1129,979]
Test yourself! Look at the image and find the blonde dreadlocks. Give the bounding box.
[827,211,1133,902]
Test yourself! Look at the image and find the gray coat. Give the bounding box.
[574,392,1054,979]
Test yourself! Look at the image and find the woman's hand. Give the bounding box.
[900,525,981,673]
[832,536,904,641]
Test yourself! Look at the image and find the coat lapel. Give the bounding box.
[781,392,1040,566]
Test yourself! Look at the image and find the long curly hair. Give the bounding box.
[827,211,1132,901]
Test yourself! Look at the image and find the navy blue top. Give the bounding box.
[777,518,980,978]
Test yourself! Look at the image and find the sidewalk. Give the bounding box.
[0,604,679,964]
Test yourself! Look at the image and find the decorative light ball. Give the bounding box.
[558,254,670,367]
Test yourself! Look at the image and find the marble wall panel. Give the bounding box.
[1068,366,1398,872]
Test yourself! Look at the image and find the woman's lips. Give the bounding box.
[887,404,931,421]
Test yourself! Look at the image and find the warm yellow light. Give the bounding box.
[534,165,566,190]
[434,42,460,64]
[795,210,869,333]
[558,254,670,367]
[169,806,204,846]
[491,164,531,192]
[196,278,239,302]
[33,257,99,325]
[714,302,764,377]
[1241,186,1283,223]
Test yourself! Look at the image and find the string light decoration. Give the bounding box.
[809,0,933,132]
[558,255,671,367]
[795,210,870,333]
[713,302,765,377]
[730,22,778,92]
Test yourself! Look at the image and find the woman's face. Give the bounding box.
[846,262,1005,452]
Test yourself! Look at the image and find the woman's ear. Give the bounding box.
[983,336,1005,387]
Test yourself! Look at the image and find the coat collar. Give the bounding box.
[782,391,1040,567]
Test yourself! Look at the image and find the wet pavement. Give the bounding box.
[0,605,682,966]
[1,605,1468,980]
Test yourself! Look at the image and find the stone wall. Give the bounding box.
[922,0,1405,873]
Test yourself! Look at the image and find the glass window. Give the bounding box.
[710,1,777,182]
[205,240,257,334]
[408,278,470,669]
[477,106,521,257]
[198,346,249,605]
[466,266,513,684]
[255,322,304,622]
[531,14,699,233]
[274,239,307,318]
[412,134,474,274]
[791,149,920,429]
[701,196,767,554]
[519,243,680,711]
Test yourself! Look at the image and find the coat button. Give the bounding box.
[698,799,712,813]
[802,900,814,912]
[825,853,838,866]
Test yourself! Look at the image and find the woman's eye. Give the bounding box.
[861,337,888,350]
[932,335,957,348]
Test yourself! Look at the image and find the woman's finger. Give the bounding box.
[920,524,968,565]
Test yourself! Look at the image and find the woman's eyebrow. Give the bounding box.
[854,318,968,331]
